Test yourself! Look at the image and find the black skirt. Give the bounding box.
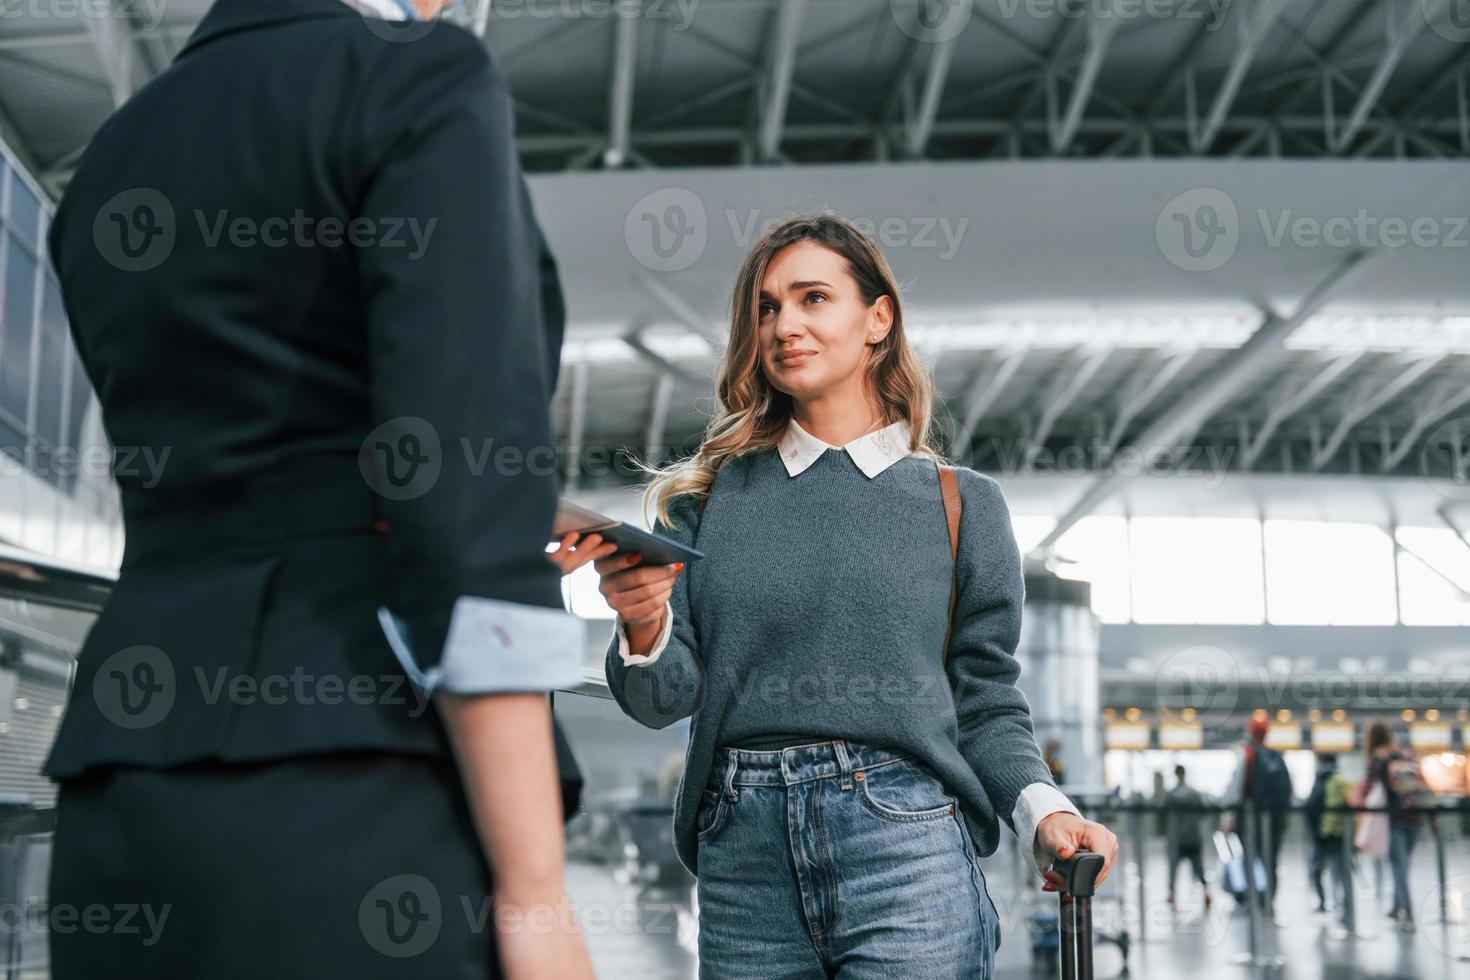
[48,752,501,979]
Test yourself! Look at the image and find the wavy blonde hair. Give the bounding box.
[634,214,946,529]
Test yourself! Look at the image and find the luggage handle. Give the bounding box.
[1052,849,1105,897]
[1053,849,1104,980]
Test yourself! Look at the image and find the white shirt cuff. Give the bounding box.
[616,601,674,667]
[1013,781,1083,878]
[377,595,586,696]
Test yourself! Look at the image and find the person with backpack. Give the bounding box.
[1222,718,1293,908]
[1365,720,1432,930]
[1163,765,1213,908]
[1304,753,1352,921]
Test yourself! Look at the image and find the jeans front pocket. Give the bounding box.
[856,758,956,823]
[696,786,734,842]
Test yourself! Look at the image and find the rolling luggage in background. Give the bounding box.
[1054,849,1106,980]
[1213,829,1267,904]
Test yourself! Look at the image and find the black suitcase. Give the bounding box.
[1053,849,1106,980]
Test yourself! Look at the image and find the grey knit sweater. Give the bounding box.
[603,445,1058,875]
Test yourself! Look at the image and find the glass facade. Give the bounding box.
[0,142,120,568]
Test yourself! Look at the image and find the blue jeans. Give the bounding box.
[1388,822,1419,913]
[695,739,999,979]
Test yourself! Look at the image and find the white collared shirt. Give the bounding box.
[337,0,418,21]
[778,417,914,478]
[613,415,1082,875]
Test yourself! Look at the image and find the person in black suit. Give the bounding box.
[43,0,594,976]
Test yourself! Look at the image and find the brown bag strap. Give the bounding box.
[937,462,962,665]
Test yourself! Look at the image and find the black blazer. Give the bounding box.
[44,0,577,785]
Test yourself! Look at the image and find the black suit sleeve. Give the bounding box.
[353,26,582,695]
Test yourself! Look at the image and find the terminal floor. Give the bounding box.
[569,835,1470,979]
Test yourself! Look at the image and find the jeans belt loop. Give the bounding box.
[722,753,739,802]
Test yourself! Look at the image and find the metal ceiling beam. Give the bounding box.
[968,5,1169,153]
[645,372,675,463]
[1025,346,1111,459]
[642,76,753,130]
[1241,349,1364,469]
[471,0,493,37]
[681,20,868,130]
[953,347,1028,465]
[1031,250,1372,557]
[1333,0,1441,152]
[755,0,808,163]
[620,330,708,389]
[84,1,146,107]
[514,114,1470,157]
[1262,0,1383,149]
[633,274,723,347]
[1311,351,1445,469]
[1193,0,1288,152]
[1381,380,1470,472]
[0,103,44,189]
[1053,12,1121,154]
[1104,346,1198,452]
[1389,34,1470,119]
[565,359,589,492]
[604,0,640,167]
[905,33,957,158]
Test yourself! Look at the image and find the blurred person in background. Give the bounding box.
[1364,720,1433,931]
[592,215,1118,978]
[43,0,595,976]
[1043,738,1066,786]
[1163,765,1212,909]
[1222,718,1293,910]
[1303,753,1352,923]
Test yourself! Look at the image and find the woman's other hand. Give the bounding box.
[547,532,618,576]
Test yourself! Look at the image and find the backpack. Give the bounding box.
[1247,744,1292,809]
[1319,773,1352,838]
[1386,753,1434,811]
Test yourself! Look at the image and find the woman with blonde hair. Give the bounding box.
[591,214,1117,977]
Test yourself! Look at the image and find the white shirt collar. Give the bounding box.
[778,418,913,479]
[338,0,417,20]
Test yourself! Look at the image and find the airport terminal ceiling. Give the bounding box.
[3,0,1470,184]
[1,0,1466,492]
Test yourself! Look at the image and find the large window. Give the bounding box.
[0,154,93,495]
[1396,526,1470,626]
[1,232,37,434]
[1017,514,1431,627]
[1052,516,1131,624]
[1130,517,1265,624]
[1263,520,1397,625]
